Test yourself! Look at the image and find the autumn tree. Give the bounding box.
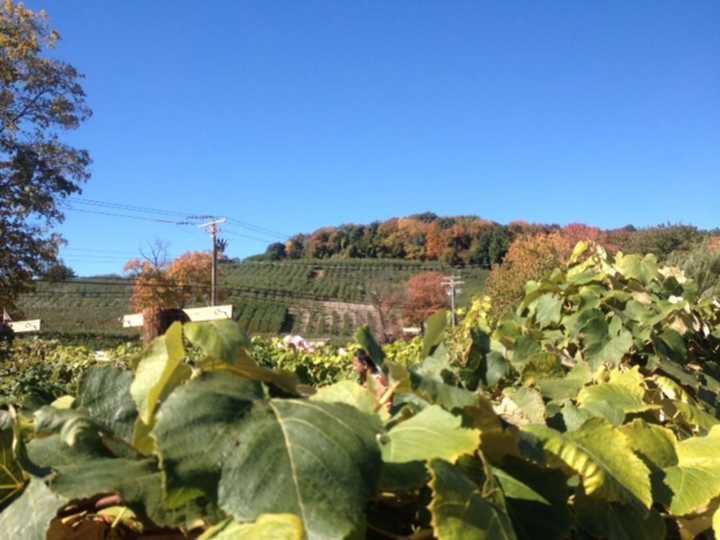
[124,251,213,312]
[403,271,448,327]
[0,1,91,309]
[485,232,574,319]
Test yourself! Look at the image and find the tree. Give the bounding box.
[124,251,213,312]
[484,232,573,319]
[0,1,91,309]
[42,260,75,282]
[403,271,448,327]
[263,242,286,260]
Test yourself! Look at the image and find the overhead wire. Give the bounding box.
[67,196,289,241]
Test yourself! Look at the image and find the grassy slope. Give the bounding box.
[16,259,488,341]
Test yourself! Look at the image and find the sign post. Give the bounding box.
[8,320,42,333]
[122,304,233,328]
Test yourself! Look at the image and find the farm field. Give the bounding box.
[15,259,488,342]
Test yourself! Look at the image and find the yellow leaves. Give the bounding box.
[523,420,653,509]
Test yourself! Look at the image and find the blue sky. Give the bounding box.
[26,1,720,275]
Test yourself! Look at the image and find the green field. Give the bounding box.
[16,259,488,342]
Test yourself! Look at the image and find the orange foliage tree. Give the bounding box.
[484,232,574,319]
[403,271,448,326]
[124,251,213,312]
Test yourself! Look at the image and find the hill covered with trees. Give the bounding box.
[254,212,712,268]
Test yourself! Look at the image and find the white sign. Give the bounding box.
[402,326,421,335]
[122,305,233,328]
[8,320,41,333]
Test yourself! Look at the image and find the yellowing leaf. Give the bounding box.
[664,426,720,516]
[198,514,305,540]
[523,419,652,509]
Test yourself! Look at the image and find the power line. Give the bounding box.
[67,197,212,220]
[64,248,143,255]
[61,205,195,226]
[222,228,281,244]
[68,197,289,241]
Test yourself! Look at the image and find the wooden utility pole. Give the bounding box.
[441,275,464,328]
[199,218,226,306]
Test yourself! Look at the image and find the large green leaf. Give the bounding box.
[131,322,190,452]
[388,361,477,411]
[198,514,306,539]
[522,418,652,509]
[422,309,447,358]
[582,316,634,370]
[310,380,380,417]
[0,478,66,540]
[533,294,563,328]
[664,425,720,516]
[576,383,657,426]
[619,419,678,505]
[615,253,659,285]
[185,319,251,360]
[427,458,517,540]
[380,405,479,464]
[74,365,137,443]
[153,372,382,539]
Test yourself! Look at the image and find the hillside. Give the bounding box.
[254,214,710,267]
[15,259,488,342]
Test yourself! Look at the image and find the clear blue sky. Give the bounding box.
[26,0,720,276]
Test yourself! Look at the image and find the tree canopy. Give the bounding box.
[0,0,91,309]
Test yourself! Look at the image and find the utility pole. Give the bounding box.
[199,218,226,306]
[441,275,464,328]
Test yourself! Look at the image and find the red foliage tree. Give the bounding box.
[403,271,448,326]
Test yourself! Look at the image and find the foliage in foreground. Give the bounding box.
[0,339,135,409]
[1,243,720,539]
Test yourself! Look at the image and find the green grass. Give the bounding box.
[16,259,488,343]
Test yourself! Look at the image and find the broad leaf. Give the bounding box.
[310,380,380,417]
[131,322,190,452]
[427,459,517,540]
[577,383,656,425]
[75,366,137,443]
[533,294,563,327]
[0,478,66,540]
[664,425,720,516]
[198,514,306,539]
[380,405,479,464]
[522,418,652,509]
[153,372,382,539]
[422,310,447,358]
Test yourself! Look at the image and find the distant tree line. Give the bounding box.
[251,213,713,269]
